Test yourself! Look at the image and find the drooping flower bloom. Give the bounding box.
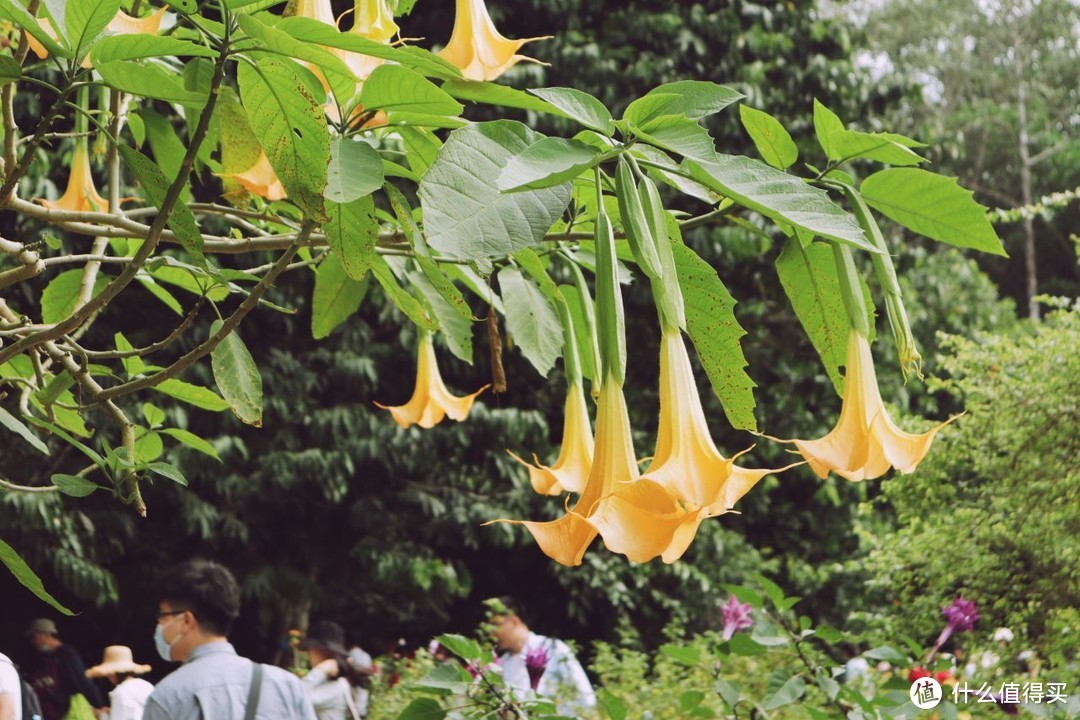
[787,328,956,482]
[293,0,337,25]
[375,333,488,429]
[524,645,550,691]
[489,379,633,566]
[936,597,978,648]
[720,595,754,640]
[438,0,550,81]
[342,0,399,79]
[220,151,287,202]
[41,144,109,212]
[508,380,593,496]
[587,329,791,563]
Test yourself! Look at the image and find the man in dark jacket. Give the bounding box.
[24,619,105,720]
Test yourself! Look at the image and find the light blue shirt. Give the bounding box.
[142,641,316,720]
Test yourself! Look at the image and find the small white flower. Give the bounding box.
[993,627,1014,643]
[979,651,1000,669]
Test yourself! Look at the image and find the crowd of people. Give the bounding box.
[2,560,595,720]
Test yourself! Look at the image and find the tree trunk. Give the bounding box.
[1016,56,1040,320]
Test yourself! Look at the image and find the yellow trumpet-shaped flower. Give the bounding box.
[588,329,791,564]
[438,0,550,81]
[489,378,633,566]
[293,0,337,25]
[375,333,489,429]
[342,0,399,79]
[508,380,594,496]
[219,151,287,202]
[41,144,109,212]
[788,328,956,481]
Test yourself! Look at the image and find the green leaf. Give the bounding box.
[415,663,470,692]
[312,253,368,340]
[864,646,908,664]
[397,126,442,176]
[397,697,446,720]
[154,379,229,412]
[91,34,216,63]
[755,574,786,608]
[860,168,1006,256]
[134,429,164,462]
[721,584,764,609]
[715,680,742,709]
[815,626,844,644]
[679,691,705,712]
[96,60,208,105]
[498,137,602,192]
[161,428,221,460]
[634,115,717,163]
[528,87,614,135]
[739,105,798,170]
[673,243,757,431]
[0,1,69,56]
[141,108,189,197]
[686,155,871,251]
[640,80,744,123]
[67,0,119,60]
[419,121,572,260]
[40,269,107,325]
[142,403,165,427]
[209,319,263,427]
[236,13,355,103]
[370,256,437,330]
[434,634,480,662]
[813,99,845,159]
[119,145,206,267]
[146,461,188,486]
[237,57,330,219]
[828,129,924,166]
[0,56,22,85]
[816,672,841,701]
[324,196,379,281]
[444,79,568,117]
[275,17,461,80]
[623,93,680,127]
[659,644,701,666]
[326,137,383,203]
[0,406,49,454]
[0,539,74,615]
[763,675,806,710]
[775,239,849,395]
[25,415,102,465]
[362,63,463,116]
[560,283,596,382]
[726,634,765,656]
[498,266,562,377]
[597,690,628,720]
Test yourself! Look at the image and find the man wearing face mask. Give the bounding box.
[23,619,105,720]
[142,559,316,720]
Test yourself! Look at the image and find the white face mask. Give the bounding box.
[154,614,183,662]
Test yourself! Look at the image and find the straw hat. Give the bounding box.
[85,646,151,678]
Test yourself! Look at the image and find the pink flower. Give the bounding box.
[720,595,754,640]
[524,646,550,690]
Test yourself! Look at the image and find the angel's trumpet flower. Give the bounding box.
[787,328,956,481]
[438,0,550,81]
[342,0,399,79]
[293,0,336,26]
[489,378,632,566]
[41,144,109,212]
[508,379,593,496]
[220,151,287,202]
[375,333,488,429]
[588,329,791,564]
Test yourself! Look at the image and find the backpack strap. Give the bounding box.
[243,662,263,720]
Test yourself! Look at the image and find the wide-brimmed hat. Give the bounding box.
[299,621,348,656]
[25,618,58,637]
[85,646,151,678]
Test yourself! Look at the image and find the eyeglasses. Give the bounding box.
[156,610,187,622]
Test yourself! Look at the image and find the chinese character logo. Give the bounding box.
[911,677,943,710]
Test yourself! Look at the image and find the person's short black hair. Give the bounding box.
[159,559,241,636]
[487,596,528,625]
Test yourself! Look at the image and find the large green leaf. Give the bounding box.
[528,86,614,135]
[629,81,743,129]
[66,0,119,61]
[813,100,924,166]
[442,79,566,117]
[860,168,1006,256]
[812,99,844,160]
[370,256,437,331]
[325,137,383,204]
[237,58,330,219]
[419,121,572,260]
[161,428,221,460]
[775,239,848,394]
[0,56,20,85]
[0,539,74,615]
[40,269,107,325]
[497,266,562,377]
[634,115,717,163]
[397,697,446,720]
[0,1,70,56]
[361,64,463,116]
[96,61,208,106]
[236,13,355,103]
[209,320,263,427]
[311,253,368,340]
[411,272,473,364]
[51,473,100,497]
[154,379,229,412]
[672,243,757,431]
[0,406,49,454]
[91,34,217,63]
[119,145,206,266]
[324,196,379,281]
[686,155,871,251]
[498,137,602,192]
[739,105,798,170]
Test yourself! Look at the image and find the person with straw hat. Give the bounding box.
[85,647,153,720]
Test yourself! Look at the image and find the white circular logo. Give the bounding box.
[910,677,943,710]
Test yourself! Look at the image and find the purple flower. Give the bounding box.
[524,646,550,690]
[928,597,978,662]
[720,595,754,641]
